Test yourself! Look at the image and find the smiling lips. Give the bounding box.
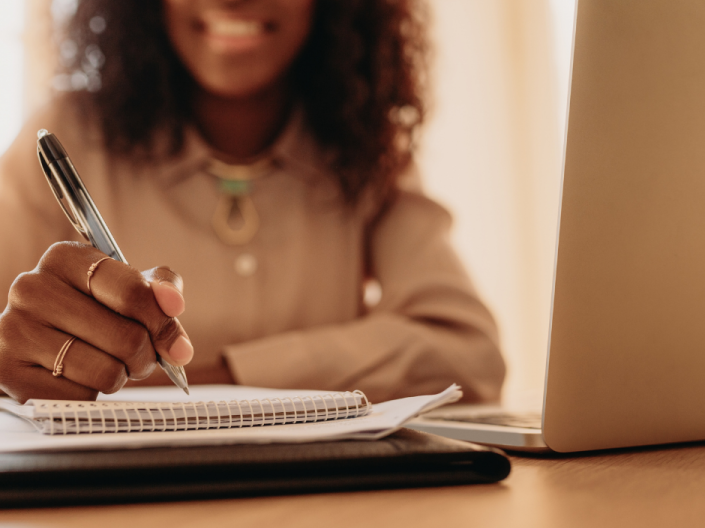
[201,13,269,53]
[208,19,265,37]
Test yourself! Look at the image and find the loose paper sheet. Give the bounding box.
[0,384,461,453]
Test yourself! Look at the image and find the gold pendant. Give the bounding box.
[211,195,260,246]
[206,155,275,246]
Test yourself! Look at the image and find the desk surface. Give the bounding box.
[2,442,705,527]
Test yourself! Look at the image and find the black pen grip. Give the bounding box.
[37,134,68,164]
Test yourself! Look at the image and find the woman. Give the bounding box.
[0,0,505,403]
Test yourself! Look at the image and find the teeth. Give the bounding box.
[208,20,263,37]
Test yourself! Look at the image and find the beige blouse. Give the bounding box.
[0,98,505,403]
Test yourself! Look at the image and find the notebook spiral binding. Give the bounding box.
[34,391,371,435]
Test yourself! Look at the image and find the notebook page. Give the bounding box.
[0,385,461,453]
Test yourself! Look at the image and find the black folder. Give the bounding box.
[0,428,510,508]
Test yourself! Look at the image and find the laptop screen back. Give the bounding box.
[543,0,705,452]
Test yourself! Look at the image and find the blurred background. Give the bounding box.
[0,0,577,404]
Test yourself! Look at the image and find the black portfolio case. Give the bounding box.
[0,429,510,508]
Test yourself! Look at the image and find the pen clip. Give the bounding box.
[37,146,90,242]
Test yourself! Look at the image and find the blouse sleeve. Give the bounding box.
[223,179,506,403]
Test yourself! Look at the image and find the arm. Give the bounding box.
[224,186,506,403]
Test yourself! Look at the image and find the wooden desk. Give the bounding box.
[2,443,704,527]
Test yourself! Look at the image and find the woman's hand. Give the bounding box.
[0,242,194,403]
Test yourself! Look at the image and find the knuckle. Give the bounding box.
[123,325,152,356]
[121,325,156,379]
[0,357,34,404]
[0,321,36,400]
[7,271,42,309]
[0,354,18,392]
[113,270,152,317]
[39,241,83,273]
[96,361,128,394]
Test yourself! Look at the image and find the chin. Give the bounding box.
[198,74,284,100]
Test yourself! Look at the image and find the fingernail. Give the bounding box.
[158,280,184,299]
[168,335,193,364]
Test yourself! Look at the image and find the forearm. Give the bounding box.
[223,311,504,403]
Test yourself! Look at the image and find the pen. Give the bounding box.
[36,129,190,395]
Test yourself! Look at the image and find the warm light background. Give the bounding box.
[0,0,577,404]
[419,0,576,403]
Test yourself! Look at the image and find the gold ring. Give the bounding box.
[53,336,77,377]
[87,256,111,295]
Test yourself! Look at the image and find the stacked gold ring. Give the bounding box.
[53,336,77,377]
[86,256,111,295]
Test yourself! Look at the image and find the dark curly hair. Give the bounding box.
[62,0,429,204]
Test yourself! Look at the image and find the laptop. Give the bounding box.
[409,0,705,453]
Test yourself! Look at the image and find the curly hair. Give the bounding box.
[63,0,428,204]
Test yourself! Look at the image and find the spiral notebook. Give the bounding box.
[0,384,462,452]
[3,389,370,435]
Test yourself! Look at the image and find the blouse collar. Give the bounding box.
[152,106,331,188]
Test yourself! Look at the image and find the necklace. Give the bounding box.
[206,156,276,246]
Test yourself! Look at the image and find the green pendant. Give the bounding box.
[219,179,252,196]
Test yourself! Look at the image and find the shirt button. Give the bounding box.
[235,253,258,277]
